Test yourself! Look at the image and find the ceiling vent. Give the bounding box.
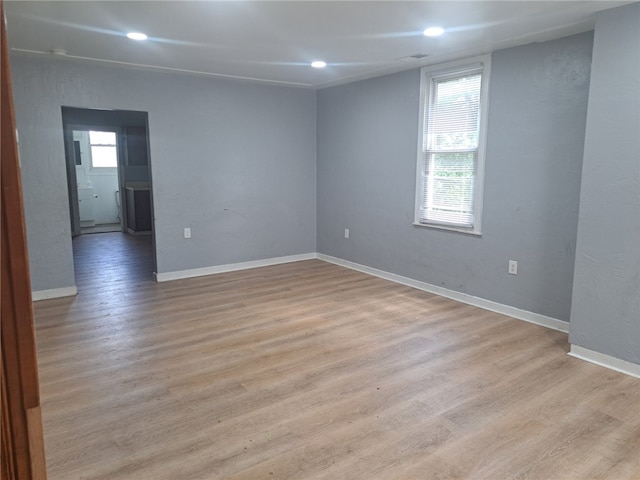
[397,54,429,63]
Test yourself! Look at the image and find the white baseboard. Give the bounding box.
[34,254,638,378]
[316,253,569,333]
[32,286,78,301]
[155,253,317,282]
[568,345,640,378]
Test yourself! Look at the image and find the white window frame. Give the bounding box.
[88,129,119,172]
[414,55,491,235]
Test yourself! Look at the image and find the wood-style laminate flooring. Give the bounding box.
[33,233,640,479]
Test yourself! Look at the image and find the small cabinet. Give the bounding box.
[126,185,151,234]
[78,187,95,227]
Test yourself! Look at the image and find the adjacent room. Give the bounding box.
[3,1,639,479]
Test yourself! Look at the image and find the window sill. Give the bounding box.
[412,222,482,236]
[89,169,118,175]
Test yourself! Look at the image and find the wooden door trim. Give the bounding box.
[1,1,48,477]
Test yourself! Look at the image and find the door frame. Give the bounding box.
[60,106,157,276]
[63,124,126,234]
[1,1,48,477]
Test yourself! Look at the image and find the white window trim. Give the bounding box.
[414,54,491,236]
[88,129,119,172]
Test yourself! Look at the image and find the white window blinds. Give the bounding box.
[89,130,118,168]
[415,58,490,234]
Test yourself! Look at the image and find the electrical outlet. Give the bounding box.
[184,227,191,239]
[344,228,350,239]
[508,260,518,275]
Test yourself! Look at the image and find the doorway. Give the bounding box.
[73,128,122,234]
[61,106,156,278]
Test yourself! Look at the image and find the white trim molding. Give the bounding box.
[568,345,640,379]
[155,253,317,282]
[32,285,78,301]
[316,254,569,333]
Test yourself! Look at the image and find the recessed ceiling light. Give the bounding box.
[127,32,148,41]
[311,61,327,68]
[423,27,445,37]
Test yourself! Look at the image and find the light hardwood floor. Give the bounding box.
[33,233,640,479]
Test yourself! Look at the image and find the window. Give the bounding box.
[89,130,118,168]
[415,55,491,234]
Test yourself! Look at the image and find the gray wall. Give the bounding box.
[11,56,317,290]
[317,32,594,322]
[569,4,640,364]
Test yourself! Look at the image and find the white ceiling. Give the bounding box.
[5,1,630,89]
